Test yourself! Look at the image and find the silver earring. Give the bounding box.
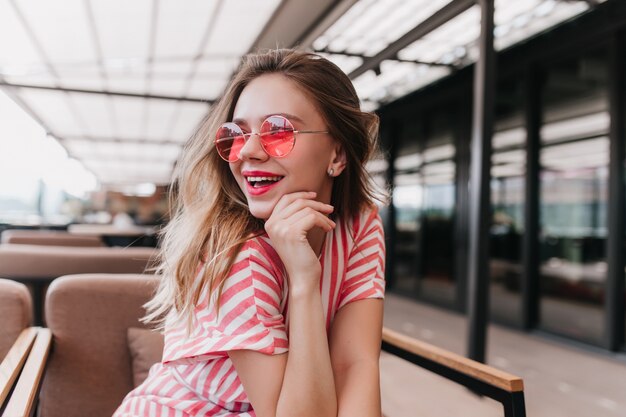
[327,168,335,177]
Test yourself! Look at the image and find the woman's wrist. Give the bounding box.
[288,277,321,298]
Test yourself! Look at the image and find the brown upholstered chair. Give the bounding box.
[1,230,104,247]
[0,244,157,325]
[0,279,32,360]
[0,278,42,412]
[38,274,160,417]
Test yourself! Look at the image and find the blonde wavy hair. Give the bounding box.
[143,49,384,331]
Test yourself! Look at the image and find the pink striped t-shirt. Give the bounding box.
[113,208,385,417]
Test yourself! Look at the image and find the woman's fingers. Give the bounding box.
[276,198,333,220]
[285,206,336,231]
[265,195,336,241]
[271,191,317,215]
[293,211,336,233]
[267,209,335,241]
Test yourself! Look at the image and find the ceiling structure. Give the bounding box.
[0,0,606,190]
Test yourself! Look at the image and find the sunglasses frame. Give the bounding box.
[214,115,328,162]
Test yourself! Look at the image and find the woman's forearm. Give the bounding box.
[276,284,337,417]
[335,361,381,417]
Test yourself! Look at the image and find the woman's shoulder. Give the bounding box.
[233,233,286,279]
[348,204,382,237]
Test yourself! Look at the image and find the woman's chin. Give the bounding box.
[247,204,273,222]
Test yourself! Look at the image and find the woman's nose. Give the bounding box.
[238,132,269,161]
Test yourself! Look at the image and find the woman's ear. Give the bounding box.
[328,143,347,177]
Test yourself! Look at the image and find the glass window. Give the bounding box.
[392,119,423,295]
[538,47,609,345]
[490,77,526,326]
[419,113,457,305]
[391,106,458,305]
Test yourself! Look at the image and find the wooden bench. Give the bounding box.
[0,327,52,417]
[382,327,526,417]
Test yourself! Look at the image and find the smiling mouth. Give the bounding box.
[245,176,284,188]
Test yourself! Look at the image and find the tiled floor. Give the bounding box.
[380,293,626,417]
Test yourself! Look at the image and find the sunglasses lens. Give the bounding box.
[215,123,245,162]
[261,116,295,157]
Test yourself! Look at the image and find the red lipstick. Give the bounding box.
[242,170,284,196]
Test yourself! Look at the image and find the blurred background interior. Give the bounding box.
[1,1,626,416]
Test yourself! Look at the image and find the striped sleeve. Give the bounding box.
[189,239,288,358]
[337,209,386,310]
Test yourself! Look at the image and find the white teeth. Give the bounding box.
[246,176,282,182]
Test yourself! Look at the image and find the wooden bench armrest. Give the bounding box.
[0,328,38,408]
[2,328,52,417]
[382,327,524,393]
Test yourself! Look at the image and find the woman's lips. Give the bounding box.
[245,177,283,196]
[241,170,284,196]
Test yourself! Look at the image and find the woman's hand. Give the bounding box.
[264,191,335,292]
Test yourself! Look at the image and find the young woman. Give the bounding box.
[114,49,386,417]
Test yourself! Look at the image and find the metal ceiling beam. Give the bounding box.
[0,82,213,103]
[313,48,454,68]
[347,0,475,80]
[295,0,361,48]
[253,0,348,51]
[59,135,183,146]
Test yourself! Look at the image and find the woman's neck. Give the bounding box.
[307,227,326,258]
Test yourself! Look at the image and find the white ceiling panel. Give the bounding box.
[154,0,220,59]
[111,96,146,140]
[120,142,181,161]
[14,0,96,68]
[495,0,590,51]
[88,170,174,185]
[68,93,116,138]
[194,57,240,77]
[320,0,452,57]
[62,138,108,163]
[319,54,363,76]
[145,99,178,141]
[18,89,83,137]
[495,0,541,24]
[91,0,152,62]
[62,138,97,157]
[2,72,56,87]
[168,102,210,143]
[148,60,194,96]
[0,1,43,72]
[107,64,150,94]
[203,0,282,56]
[65,140,181,162]
[99,174,173,186]
[351,70,378,100]
[56,64,105,91]
[85,159,174,173]
[185,57,239,99]
[187,77,231,101]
